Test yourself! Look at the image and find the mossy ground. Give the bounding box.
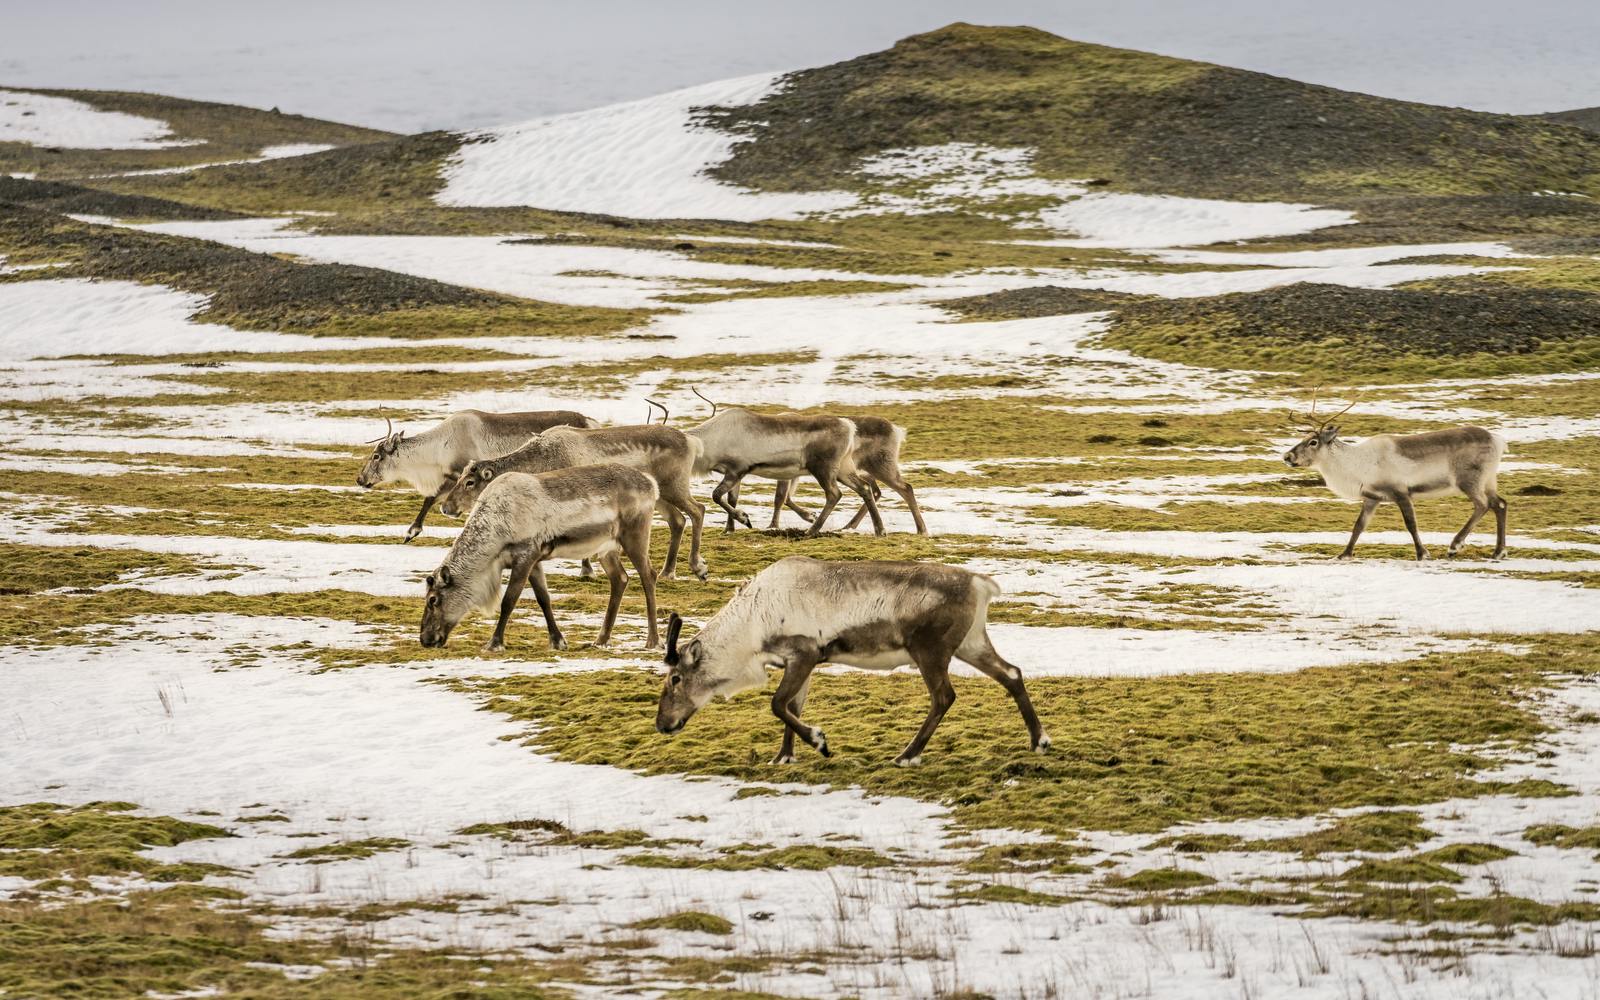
[455,636,1596,837]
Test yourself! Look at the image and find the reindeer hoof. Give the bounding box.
[658,569,676,581]
[1334,552,1354,561]
[771,752,795,765]
[550,635,568,651]
[482,640,505,654]
[1416,550,1432,562]
[811,729,830,757]
[693,565,709,582]
[1492,548,1508,561]
[1034,733,1052,754]
[894,754,922,768]
[402,528,421,544]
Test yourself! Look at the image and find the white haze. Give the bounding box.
[0,0,1595,134]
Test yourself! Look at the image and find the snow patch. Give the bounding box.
[0,88,200,150]
[1028,192,1356,248]
[437,73,855,221]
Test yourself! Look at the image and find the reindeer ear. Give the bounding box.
[437,565,453,587]
[665,612,684,665]
[1321,425,1340,441]
[480,466,495,480]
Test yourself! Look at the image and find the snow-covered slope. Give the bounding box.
[0,89,198,150]
[437,72,855,221]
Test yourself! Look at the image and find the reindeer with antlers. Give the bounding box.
[356,409,597,542]
[1283,388,1509,560]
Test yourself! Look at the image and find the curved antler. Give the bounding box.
[691,386,718,418]
[645,398,669,425]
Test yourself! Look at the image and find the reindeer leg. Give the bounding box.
[712,472,753,532]
[1338,495,1381,560]
[621,513,660,648]
[784,481,816,524]
[526,562,566,651]
[896,644,957,766]
[841,474,885,535]
[772,674,813,764]
[1394,491,1429,561]
[885,472,929,536]
[594,552,628,648]
[769,480,788,530]
[964,640,1049,753]
[804,467,844,536]
[580,559,593,579]
[1491,492,1508,560]
[404,484,450,543]
[1449,494,1491,558]
[655,501,685,581]
[770,652,827,757]
[485,547,535,653]
[659,482,708,580]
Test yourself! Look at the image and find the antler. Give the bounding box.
[1298,384,1359,430]
[645,398,669,425]
[691,386,718,418]
[363,412,397,445]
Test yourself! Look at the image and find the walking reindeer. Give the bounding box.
[419,464,660,653]
[356,409,596,541]
[1283,389,1509,560]
[439,423,708,580]
[674,392,881,537]
[654,557,1049,766]
[768,415,928,535]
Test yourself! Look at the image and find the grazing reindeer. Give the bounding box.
[1283,389,1508,560]
[769,416,929,536]
[419,464,660,652]
[356,409,597,542]
[438,424,708,580]
[654,556,1049,766]
[682,392,880,537]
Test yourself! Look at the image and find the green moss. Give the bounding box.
[1335,858,1464,885]
[961,840,1091,875]
[1418,843,1518,865]
[460,636,1595,836]
[1311,887,1600,928]
[1242,811,1434,858]
[0,543,206,594]
[280,837,410,862]
[0,885,573,999]
[629,911,734,935]
[952,883,1077,906]
[1103,868,1216,890]
[1525,824,1600,852]
[624,844,894,872]
[0,803,232,882]
[1099,281,1600,382]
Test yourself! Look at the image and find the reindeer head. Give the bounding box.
[655,613,713,734]
[1284,386,1356,468]
[419,563,469,647]
[439,460,497,517]
[356,417,405,488]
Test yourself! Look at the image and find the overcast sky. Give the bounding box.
[2,0,1595,133]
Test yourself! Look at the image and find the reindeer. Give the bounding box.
[356,409,596,542]
[419,464,660,653]
[654,556,1049,766]
[678,392,881,537]
[437,423,708,581]
[1283,388,1508,561]
[767,416,928,536]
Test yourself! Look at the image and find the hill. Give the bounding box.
[0,87,393,180]
[1540,107,1600,134]
[93,24,1600,250]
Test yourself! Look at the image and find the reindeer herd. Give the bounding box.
[356,390,1510,764]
